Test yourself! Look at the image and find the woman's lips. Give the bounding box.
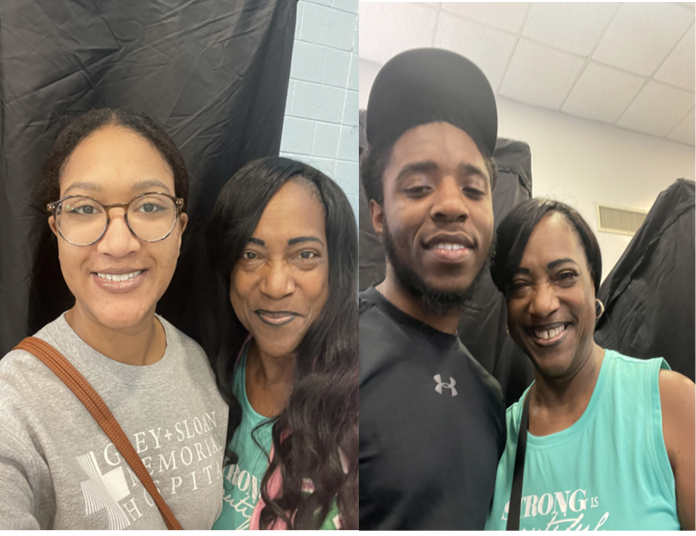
[255,310,299,326]
[91,270,147,294]
[527,323,569,347]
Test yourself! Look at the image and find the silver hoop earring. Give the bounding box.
[595,298,605,319]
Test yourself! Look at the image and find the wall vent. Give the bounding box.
[596,204,648,236]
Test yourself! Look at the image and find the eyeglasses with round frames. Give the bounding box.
[46,192,185,247]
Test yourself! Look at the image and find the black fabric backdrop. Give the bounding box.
[595,179,695,381]
[0,0,298,356]
[359,113,535,406]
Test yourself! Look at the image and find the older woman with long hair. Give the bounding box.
[485,199,694,531]
[202,156,358,530]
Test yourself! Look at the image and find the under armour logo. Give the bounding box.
[77,451,131,530]
[434,374,458,396]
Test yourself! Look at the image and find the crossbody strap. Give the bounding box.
[14,337,182,530]
[506,390,530,531]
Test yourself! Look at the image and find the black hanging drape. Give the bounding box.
[0,0,298,356]
[358,120,535,406]
[595,179,695,381]
[459,139,535,408]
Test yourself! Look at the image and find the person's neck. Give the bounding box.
[65,306,165,366]
[245,339,295,418]
[375,264,461,335]
[528,343,606,435]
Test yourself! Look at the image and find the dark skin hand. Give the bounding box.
[659,369,695,530]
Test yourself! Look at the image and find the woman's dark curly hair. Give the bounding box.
[41,107,189,207]
[202,156,358,529]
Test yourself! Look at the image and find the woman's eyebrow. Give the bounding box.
[63,181,102,195]
[547,258,576,269]
[131,179,172,193]
[514,258,577,274]
[287,236,322,245]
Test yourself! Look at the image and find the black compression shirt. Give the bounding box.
[359,287,506,530]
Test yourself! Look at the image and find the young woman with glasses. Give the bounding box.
[0,108,227,529]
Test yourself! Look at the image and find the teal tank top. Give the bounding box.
[213,344,273,530]
[485,350,679,531]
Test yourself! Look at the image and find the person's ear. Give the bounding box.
[369,199,385,237]
[179,212,189,234]
[48,215,58,237]
[177,213,189,250]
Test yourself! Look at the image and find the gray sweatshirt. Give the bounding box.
[0,313,228,529]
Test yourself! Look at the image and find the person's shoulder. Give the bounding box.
[457,342,504,402]
[605,348,665,368]
[156,315,221,389]
[359,287,380,317]
[659,368,695,408]
[21,313,72,349]
[358,288,394,353]
[0,343,62,398]
[158,315,207,357]
[0,314,85,421]
[604,349,677,388]
[504,388,529,430]
[0,348,60,443]
[603,349,694,411]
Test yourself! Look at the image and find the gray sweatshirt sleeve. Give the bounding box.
[0,419,52,529]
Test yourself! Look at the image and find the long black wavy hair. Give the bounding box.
[202,156,358,529]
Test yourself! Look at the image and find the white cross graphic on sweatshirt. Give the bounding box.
[77,451,131,530]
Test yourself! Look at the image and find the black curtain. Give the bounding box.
[595,179,695,381]
[460,139,535,408]
[0,0,298,356]
[358,117,535,406]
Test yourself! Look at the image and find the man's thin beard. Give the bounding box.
[382,220,494,317]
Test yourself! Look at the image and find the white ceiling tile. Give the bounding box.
[359,3,439,64]
[499,39,585,110]
[654,24,695,91]
[562,62,645,124]
[667,107,695,145]
[434,12,517,90]
[617,81,695,136]
[522,3,620,56]
[593,3,693,76]
[440,2,529,34]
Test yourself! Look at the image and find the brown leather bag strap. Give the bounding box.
[14,337,182,530]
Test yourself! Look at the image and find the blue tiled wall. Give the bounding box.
[280,0,359,217]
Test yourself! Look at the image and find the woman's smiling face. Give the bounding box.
[229,179,329,359]
[49,125,187,332]
[506,212,597,379]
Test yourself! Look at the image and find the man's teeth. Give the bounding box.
[534,325,566,340]
[432,243,467,251]
[96,270,143,282]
